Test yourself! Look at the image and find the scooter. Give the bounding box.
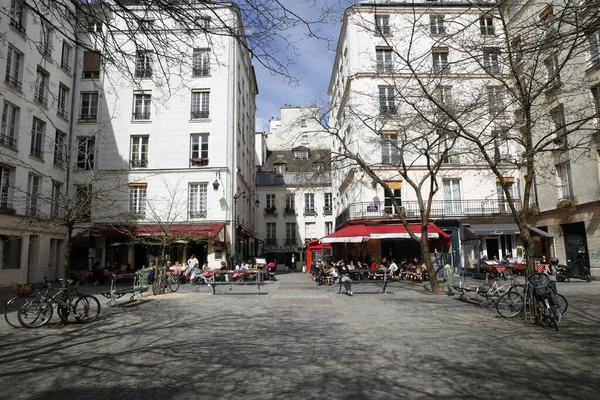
[556,258,592,282]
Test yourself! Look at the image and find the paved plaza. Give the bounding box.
[1,273,599,400]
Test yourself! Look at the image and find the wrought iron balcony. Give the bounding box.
[265,238,277,245]
[191,110,209,119]
[335,199,522,229]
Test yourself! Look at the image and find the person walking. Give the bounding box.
[338,261,353,296]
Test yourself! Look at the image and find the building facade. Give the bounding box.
[326,1,526,270]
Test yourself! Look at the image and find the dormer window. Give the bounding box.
[275,164,285,175]
[294,150,309,159]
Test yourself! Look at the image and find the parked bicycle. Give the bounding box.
[496,272,568,331]
[474,270,522,310]
[17,277,101,328]
[152,267,180,295]
[4,283,35,329]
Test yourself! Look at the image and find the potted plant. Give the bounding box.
[383,206,392,215]
[556,196,577,212]
[527,204,540,217]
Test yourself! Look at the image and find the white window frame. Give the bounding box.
[130,136,149,168]
[75,184,92,221]
[266,223,276,240]
[40,23,52,58]
[191,91,210,119]
[80,92,98,121]
[483,47,500,74]
[189,183,208,219]
[129,185,147,216]
[57,84,69,119]
[305,193,315,212]
[285,222,296,244]
[266,194,276,210]
[190,134,209,166]
[550,105,567,145]
[34,67,49,106]
[30,117,45,159]
[325,221,333,235]
[27,174,40,216]
[192,48,210,76]
[305,222,316,240]
[54,130,66,167]
[135,50,152,78]
[61,41,72,73]
[545,54,561,85]
[77,136,95,170]
[432,48,449,73]
[443,179,462,215]
[487,86,505,116]
[0,167,14,210]
[6,46,23,89]
[379,86,396,115]
[9,0,26,33]
[375,15,390,34]
[51,181,62,218]
[429,15,445,35]
[1,101,19,148]
[381,132,399,165]
[133,93,151,120]
[376,48,393,73]
[480,15,495,35]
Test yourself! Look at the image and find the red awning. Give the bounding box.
[320,223,451,245]
[133,223,225,238]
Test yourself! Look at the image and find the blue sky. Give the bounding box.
[252,1,344,132]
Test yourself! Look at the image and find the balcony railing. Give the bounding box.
[265,238,277,245]
[10,19,26,34]
[5,74,22,90]
[193,67,210,76]
[284,238,296,245]
[335,199,523,229]
[191,110,209,119]
[130,159,148,168]
[133,111,151,120]
[0,133,17,149]
[264,207,277,215]
[323,206,332,215]
[284,207,296,215]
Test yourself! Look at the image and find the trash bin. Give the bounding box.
[138,268,152,289]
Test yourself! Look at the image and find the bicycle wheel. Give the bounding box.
[152,275,162,295]
[17,299,53,328]
[4,296,33,328]
[475,284,491,308]
[168,275,180,293]
[496,291,524,318]
[545,299,559,331]
[555,293,568,315]
[508,283,526,297]
[73,295,101,323]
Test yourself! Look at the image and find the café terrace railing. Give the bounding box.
[335,199,522,229]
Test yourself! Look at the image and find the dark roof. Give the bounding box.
[263,149,331,174]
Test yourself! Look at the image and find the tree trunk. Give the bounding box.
[420,238,441,294]
[62,226,73,289]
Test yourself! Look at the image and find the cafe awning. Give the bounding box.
[134,223,225,238]
[469,223,520,236]
[320,223,451,245]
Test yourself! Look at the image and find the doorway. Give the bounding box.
[486,238,499,260]
[562,222,589,268]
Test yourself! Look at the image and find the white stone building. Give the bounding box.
[0,0,258,284]
[326,1,525,270]
[256,107,334,270]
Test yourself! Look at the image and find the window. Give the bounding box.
[87,19,102,32]
[432,48,449,73]
[493,128,510,163]
[545,55,560,86]
[376,48,393,73]
[550,105,567,146]
[588,30,600,65]
[30,118,45,159]
[266,223,277,244]
[77,136,95,170]
[129,185,147,217]
[192,48,210,76]
[305,222,316,240]
[51,181,61,218]
[430,15,445,35]
[189,183,207,219]
[556,163,573,199]
[325,221,333,235]
[191,91,210,119]
[379,86,396,115]
[480,15,495,35]
[540,5,555,38]
[304,193,315,213]
[497,179,516,213]
[130,136,148,168]
[1,102,19,149]
[324,193,332,214]
[82,51,101,79]
[384,188,402,213]
[40,23,52,58]
[487,86,505,116]
[1,167,14,210]
[285,223,296,244]
[198,16,211,30]
[140,19,155,31]
[190,134,208,166]
[133,93,151,120]
[300,119,307,127]
[381,131,399,165]
[27,174,40,216]
[483,47,500,74]
[55,84,69,120]
[135,50,152,78]
[293,150,309,159]
[54,130,66,167]
[440,132,459,164]
[434,86,453,113]
[0,235,22,269]
[75,185,92,221]
[375,15,390,35]
[266,194,276,211]
[301,134,309,145]
[529,176,539,206]
[285,194,295,213]
[443,179,462,214]
[275,163,285,175]
[592,86,600,118]
[79,92,98,121]
[5,46,23,89]
[9,0,26,34]
[59,42,72,74]
[34,67,49,107]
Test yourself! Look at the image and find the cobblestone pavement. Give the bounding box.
[1,274,599,400]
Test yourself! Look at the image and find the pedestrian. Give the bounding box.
[186,254,199,283]
[444,263,455,296]
[338,261,353,296]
